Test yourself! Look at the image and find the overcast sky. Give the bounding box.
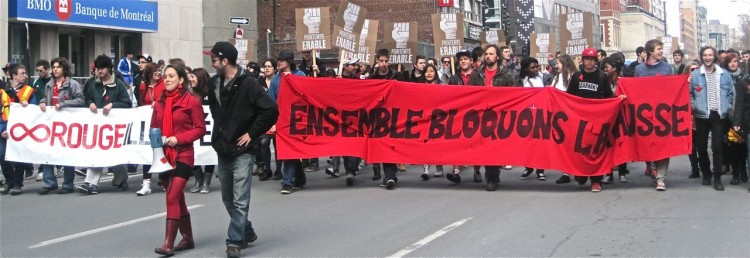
[702,0,748,28]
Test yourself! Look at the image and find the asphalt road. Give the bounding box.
[1,155,749,257]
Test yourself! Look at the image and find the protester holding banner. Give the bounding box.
[37,57,84,195]
[634,39,674,191]
[185,68,216,193]
[368,48,406,189]
[689,46,735,191]
[337,58,365,186]
[0,64,36,195]
[518,56,551,181]
[446,50,483,183]
[420,64,446,180]
[465,45,519,191]
[562,48,616,192]
[76,55,133,195]
[601,56,630,184]
[204,41,277,258]
[151,64,206,256]
[298,50,323,173]
[269,50,308,194]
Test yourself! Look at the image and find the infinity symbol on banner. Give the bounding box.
[10,123,51,143]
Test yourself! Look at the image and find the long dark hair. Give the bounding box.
[557,54,578,86]
[159,65,190,102]
[423,64,439,84]
[191,68,211,98]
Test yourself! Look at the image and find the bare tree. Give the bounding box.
[739,15,750,50]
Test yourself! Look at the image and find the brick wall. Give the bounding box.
[257,0,438,63]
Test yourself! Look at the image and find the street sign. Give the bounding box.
[229,17,250,25]
[235,28,244,39]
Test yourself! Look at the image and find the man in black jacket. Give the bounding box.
[447,49,484,184]
[203,41,278,258]
[369,49,406,189]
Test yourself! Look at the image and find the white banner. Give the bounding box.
[5,103,218,167]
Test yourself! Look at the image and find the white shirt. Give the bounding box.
[523,75,545,88]
[552,73,568,91]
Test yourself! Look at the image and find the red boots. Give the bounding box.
[155,219,180,256]
[174,216,195,251]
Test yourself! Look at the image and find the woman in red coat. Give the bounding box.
[152,65,206,256]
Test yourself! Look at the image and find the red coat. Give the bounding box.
[139,79,165,106]
[150,92,206,167]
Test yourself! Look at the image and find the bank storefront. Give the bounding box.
[7,0,157,78]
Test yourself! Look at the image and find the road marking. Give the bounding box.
[387,217,473,258]
[28,204,204,249]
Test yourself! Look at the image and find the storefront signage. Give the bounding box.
[9,0,158,32]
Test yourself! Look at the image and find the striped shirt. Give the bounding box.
[706,69,719,112]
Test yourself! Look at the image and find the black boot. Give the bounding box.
[702,172,712,185]
[714,175,724,191]
[272,170,282,180]
[259,169,272,181]
[190,167,204,193]
[372,165,381,181]
[200,173,212,194]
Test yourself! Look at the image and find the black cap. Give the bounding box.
[278,50,295,63]
[203,41,238,64]
[456,49,471,59]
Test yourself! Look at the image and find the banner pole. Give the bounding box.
[450,57,455,76]
[313,50,318,77]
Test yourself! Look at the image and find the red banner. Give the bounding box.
[277,75,691,176]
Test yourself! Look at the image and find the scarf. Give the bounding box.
[162,88,181,167]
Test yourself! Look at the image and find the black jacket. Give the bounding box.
[733,75,750,128]
[369,67,406,81]
[299,58,324,77]
[467,65,520,87]
[208,68,279,157]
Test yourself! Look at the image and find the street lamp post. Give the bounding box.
[266,29,271,58]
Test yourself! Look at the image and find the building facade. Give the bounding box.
[681,7,698,58]
[620,1,666,60]
[530,0,602,55]
[2,0,207,81]
[696,6,708,48]
[708,19,730,50]
[600,0,626,52]
[201,0,259,70]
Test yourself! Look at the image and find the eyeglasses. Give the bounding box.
[442,61,450,64]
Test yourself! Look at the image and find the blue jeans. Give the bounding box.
[217,153,256,247]
[281,159,301,186]
[42,165,75,190]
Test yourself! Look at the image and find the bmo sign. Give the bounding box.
[10,0,158,32]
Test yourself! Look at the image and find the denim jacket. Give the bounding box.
[690,64,735,119]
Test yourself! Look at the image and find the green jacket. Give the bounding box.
[83,76,132,108]
[32,76,51,102]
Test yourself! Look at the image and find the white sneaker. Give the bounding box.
[619,175,628,183]
[35,173,43,181]
[503,165,512,170]
[434,169,444,177]
[136,179,151,196]
[423,165,430,174]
